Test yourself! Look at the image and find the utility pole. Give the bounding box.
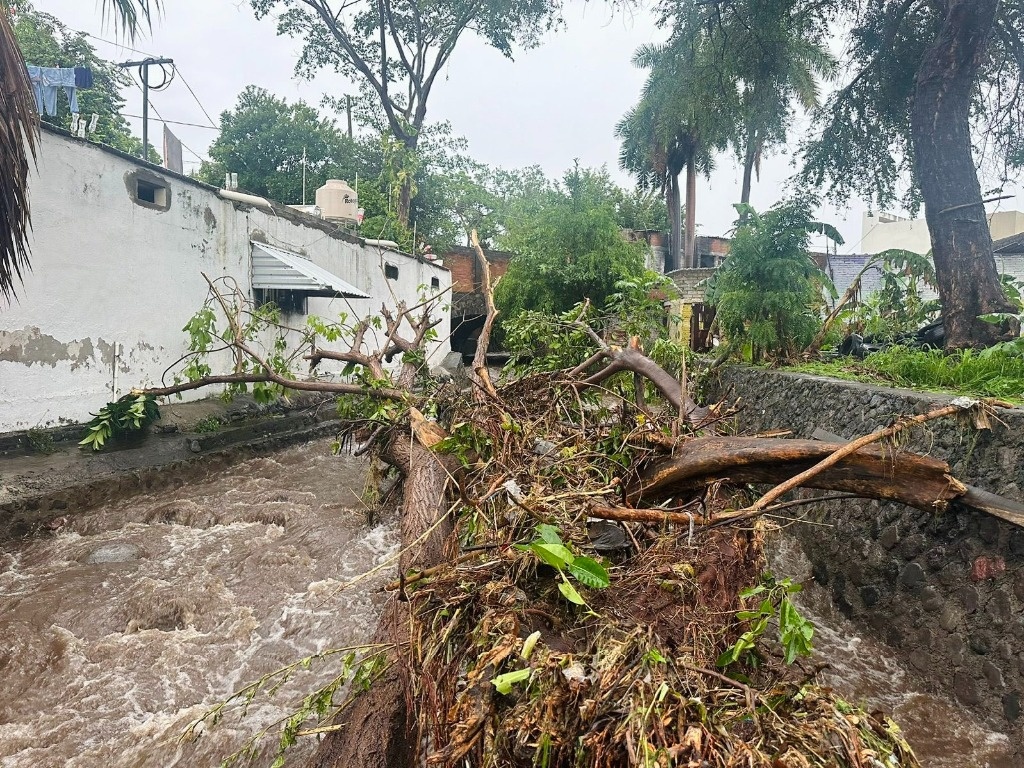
[302,146,307,205]
[346,95,353,139]
[118,57,174,160]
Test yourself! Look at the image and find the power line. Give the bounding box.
[121,114,218,130]
[175,68,219,128]
[83,30,218,130]
[128,80,208,164]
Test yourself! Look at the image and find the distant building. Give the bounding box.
[860,210,1024,255]
[0,124,450,432]
[441,246,512,360]
[664,231,1024,351]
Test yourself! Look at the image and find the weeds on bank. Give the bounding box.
[789,342,1024,402]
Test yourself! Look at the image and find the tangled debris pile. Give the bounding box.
[156,250,1020,767]
[315,371,924,768]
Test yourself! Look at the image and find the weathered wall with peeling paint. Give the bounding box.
[0,127,450,432]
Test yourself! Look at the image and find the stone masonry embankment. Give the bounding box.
[707,366,1024,747]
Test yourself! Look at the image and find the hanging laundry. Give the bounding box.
[25,65,45,115]
[25,65,79,116]
[74,67,94,89]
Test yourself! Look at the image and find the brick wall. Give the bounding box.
[441,247,512,294]
[445,251,477,293]
[668,268,717,304]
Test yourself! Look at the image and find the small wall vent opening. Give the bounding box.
[125,169,172,211]
[430,277,440,289]
[384,263,399,280]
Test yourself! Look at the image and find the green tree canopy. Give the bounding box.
[196,86,377,205]
[11,1,149,156]
[656,0,837,206]
[494,165,649,323]
[705,198,839,363]
[795,0,1023,347]
[250,0,564,225]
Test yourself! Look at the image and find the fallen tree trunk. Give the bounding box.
[308,438,454,768]
[629,436,963,512]
[628,435,1024,527]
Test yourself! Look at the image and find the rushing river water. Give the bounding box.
[0,440,1016,767]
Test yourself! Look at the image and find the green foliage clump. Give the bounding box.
[494,165,649,324]
[706,199,837,362]
[839,249,939,342]
[79,394,160,451]
[515,523,610,608]
[192,416,222,434]
[718,574,814,669]
[196,86,373,207]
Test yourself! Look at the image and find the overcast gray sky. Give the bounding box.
[31,0,1020,252]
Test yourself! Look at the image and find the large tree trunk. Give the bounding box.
[910,0,1018,349]
[684,154,697,268]
[740,128,757,206]
[307,439,453,768]
[666,171,681,272]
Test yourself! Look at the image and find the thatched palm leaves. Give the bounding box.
[0,0,157,302]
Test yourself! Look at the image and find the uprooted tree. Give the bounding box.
[130,242,1024,768]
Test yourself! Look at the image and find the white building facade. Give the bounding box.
[0,126,451,432]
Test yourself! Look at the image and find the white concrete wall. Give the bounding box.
[0,128,449,432]
[861,210,1024,255]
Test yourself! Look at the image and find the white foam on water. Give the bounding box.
[0,441,393,767]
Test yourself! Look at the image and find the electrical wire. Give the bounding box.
[174,68,219,128]
[121,114,218,130]
[84,30,218,129]
[129,80,208,164]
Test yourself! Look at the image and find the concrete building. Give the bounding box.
[860,210,1024,255]
[0,124,450,432]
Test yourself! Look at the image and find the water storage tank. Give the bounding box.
[316,180,359,223]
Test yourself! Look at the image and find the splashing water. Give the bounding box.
[0,441,398,767]
[770,537,1016,768]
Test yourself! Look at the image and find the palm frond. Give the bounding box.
[0,5,38,303]
[101,0,159,41]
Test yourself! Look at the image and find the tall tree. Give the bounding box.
[618,41,728,270]
[801,0,1023,349]
[660,0,837,206]
[250,0,563,227]
[0,0,156,302]
[494,164,648,322]
[197,86,372,205]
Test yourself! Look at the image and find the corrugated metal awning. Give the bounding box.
[251,242,370,299]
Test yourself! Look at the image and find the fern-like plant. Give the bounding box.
[706,198,838,362]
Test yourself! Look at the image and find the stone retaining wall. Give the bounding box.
[707,367,1024,746]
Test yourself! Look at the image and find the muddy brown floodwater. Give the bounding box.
[0,440,1016,767]
[0,441,397,767]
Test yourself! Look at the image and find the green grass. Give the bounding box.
[785,342,1024,403]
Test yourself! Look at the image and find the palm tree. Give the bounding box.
[0,0,157,302]
[617,42,728,270]
[665,0,836,206]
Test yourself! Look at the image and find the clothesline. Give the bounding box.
[25,65,93,117]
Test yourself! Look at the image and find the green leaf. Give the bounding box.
[535,523,562,545]
[530,542,574,570]
[558,578,586,605]
[568,556,610,589]
[491,668,531,694]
